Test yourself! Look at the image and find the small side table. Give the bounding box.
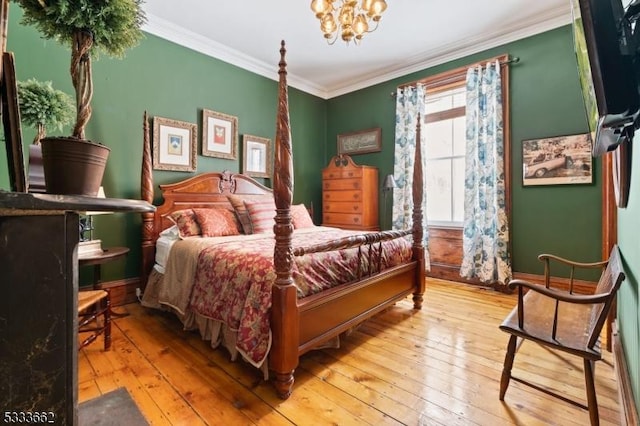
[79,246,130,317]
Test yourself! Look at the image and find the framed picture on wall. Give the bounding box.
[152,116,197,172]
[522,133,592,186]
[202,109,238,160]
[242,134,272,178]
[337,127,382,155]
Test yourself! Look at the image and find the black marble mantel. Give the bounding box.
[0,191,154,425]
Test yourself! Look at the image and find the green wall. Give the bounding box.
[326,26,602,278]
[617,133,640,413]
[1,6,326,283]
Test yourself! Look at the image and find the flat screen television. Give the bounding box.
[571,0,640,156]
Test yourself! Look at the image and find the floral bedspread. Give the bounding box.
[188,227,412,367]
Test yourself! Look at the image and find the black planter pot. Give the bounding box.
[41,137,110,196]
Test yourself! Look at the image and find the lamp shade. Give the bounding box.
[383,174,396,190]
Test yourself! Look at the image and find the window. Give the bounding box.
[424,85,466,227]
[397,54,511,281]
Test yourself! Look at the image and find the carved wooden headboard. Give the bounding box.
[139,166,273,285]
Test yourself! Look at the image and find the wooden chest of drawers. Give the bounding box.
[322,155,379,231]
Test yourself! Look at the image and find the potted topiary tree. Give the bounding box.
[17,78,74,145]
[12,0,146,195]
[17,78,75,192]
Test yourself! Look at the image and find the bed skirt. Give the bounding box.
[141,268,271,378]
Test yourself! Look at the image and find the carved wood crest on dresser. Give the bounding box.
[322,155,379,231]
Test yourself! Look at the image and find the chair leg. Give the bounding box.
[584,359,599,426]
[103,293,111,351]
[499,335,517,400]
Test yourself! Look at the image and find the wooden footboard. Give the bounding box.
[298,262,419,353]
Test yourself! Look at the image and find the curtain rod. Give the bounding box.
[391,55,520,97]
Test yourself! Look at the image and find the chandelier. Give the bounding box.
[310,0,388,45]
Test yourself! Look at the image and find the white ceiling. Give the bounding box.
[142,0,572,99]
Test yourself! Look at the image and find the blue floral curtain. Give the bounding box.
[460,61,512,285]
[393,84,429,269]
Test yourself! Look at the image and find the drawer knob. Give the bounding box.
[348,172,354,177]
[353,217,360,223]
[352,182,360,189]
[353,194,360,200]
[353,205,359,211]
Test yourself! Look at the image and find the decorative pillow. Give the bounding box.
[227,194,274,234]
[193,208,242,237]
[291,204,315,229]
[168,209,201,238]
[244,199,277,234]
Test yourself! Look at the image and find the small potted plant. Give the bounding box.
[12,0,146,195]
[17,78,74,145]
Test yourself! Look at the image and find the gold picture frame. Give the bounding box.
[152,116,197,172]
[242,134,272,178]
[337,127,382,155]
[202,109,238,159]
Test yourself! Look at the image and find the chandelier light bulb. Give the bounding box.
[341,24,354,42]
[339,5,354,26]
[310,0,386,45]
[369,0,387,21]
[353,14,368,36]
[310,0,331,18]
[321,13,337,36]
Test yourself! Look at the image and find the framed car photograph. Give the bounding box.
[522,133,592,186]
[152,116,197,172]
[242,134,272,178]
[202,109,238,160]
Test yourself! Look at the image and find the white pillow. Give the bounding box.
[159,225,180,240]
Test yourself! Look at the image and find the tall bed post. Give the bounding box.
[412,116,426,308]
[270,41,299,399]
[140,110,155,288]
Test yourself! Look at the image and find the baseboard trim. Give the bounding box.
[92,277,141,306]
[612,320,639,426]
[427,270,597,294]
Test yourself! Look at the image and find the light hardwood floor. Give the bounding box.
[79,279,621,425]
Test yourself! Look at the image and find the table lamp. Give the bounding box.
[78,186,111,256]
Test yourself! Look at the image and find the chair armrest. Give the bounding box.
[508,279,612,305]
[537,254,608,291]
[537,253,608,270]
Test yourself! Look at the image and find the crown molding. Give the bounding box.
[143,6,571,100]
[142,14,329,99]
[326,6,573,98]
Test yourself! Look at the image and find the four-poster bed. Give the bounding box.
[139,41,426,399]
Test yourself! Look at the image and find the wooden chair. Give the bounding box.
[78,289,111,351]
[499,245,625,426]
